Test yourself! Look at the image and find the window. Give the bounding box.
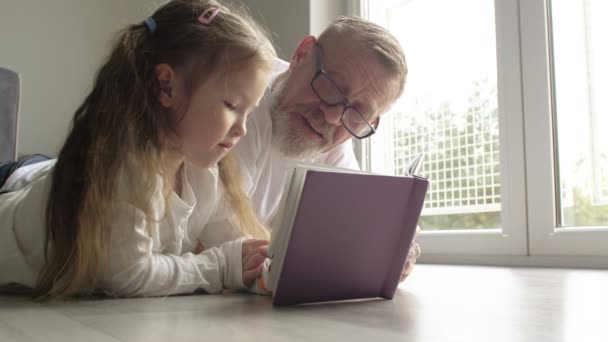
[361,0,608,262]
[367,0,501,231]
[551,0,608,227]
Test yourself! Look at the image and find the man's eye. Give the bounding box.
[224,101,237,110]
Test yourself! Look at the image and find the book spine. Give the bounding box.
[381,178,429,299]
[269,168,308,297]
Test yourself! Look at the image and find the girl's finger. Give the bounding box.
[242,245,267,268]
[244,253,266,271]
[243,263,264,287]
[242,239,269,256]
[253,245,269,258]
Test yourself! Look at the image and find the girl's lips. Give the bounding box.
[218,142,234,151]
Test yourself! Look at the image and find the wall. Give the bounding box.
[0,0,353,156]
[0,0,154,156]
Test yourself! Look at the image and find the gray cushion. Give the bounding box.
[0,67,20,162]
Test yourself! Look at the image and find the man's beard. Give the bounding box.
[269,81,335,160]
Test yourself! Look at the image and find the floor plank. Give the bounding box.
[1,265,606,342]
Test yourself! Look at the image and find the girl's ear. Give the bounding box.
[155,64,177,108]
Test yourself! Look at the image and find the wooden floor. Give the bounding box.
[1,265,607,342]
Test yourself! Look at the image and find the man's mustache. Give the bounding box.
[291,107,332,137]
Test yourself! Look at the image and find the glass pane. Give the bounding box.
[551,0,608,227]
[368,0,501,230]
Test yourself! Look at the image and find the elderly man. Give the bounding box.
[235,16,420,281]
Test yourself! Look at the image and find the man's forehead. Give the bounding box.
[319,37,398,115]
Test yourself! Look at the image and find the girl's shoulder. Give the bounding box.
[1,159,56,193]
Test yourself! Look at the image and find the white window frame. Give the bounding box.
[354,0,608,267]
[521,0,608,258]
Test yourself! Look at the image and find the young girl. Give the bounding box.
[0,0,276,300]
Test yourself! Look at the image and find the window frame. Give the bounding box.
[521,0,608,257]
[355,0,608,265]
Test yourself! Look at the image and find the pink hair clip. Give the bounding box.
[198,7,220,25]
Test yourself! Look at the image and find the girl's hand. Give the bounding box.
[242,239,269,287]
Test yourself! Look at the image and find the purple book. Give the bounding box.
[267,165,429,306]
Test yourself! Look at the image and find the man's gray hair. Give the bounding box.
[318,16,408,100]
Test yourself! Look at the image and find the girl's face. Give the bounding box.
[157,60,270,168]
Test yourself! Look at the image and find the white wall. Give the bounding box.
[0,0,154,157]
[310,0,350,37]
[0,0,352,157]
[223,0,355,60]
[235,0,310,61]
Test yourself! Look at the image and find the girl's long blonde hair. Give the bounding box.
[35,0,275,300]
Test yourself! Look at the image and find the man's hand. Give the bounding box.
[400,242,421,282]
[400,226,422,282]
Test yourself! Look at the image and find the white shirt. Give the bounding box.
[235,59,360,225]
[0,159,246,297]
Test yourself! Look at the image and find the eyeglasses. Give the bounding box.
[310,44,379,139]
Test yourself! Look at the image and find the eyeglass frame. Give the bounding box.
[310,44,380,139]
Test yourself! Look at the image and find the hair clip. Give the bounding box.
[144,17,157,33]
[198,7,220,25]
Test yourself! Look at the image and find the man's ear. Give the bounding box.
[371,117,380,128]
[155,64,177,108]
[288,36,317,72]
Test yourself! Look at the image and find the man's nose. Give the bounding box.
[319,102,343,126]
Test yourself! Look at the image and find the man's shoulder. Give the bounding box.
[271,58,289,78]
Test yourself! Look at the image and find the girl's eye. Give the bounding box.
[224,101,237,110]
